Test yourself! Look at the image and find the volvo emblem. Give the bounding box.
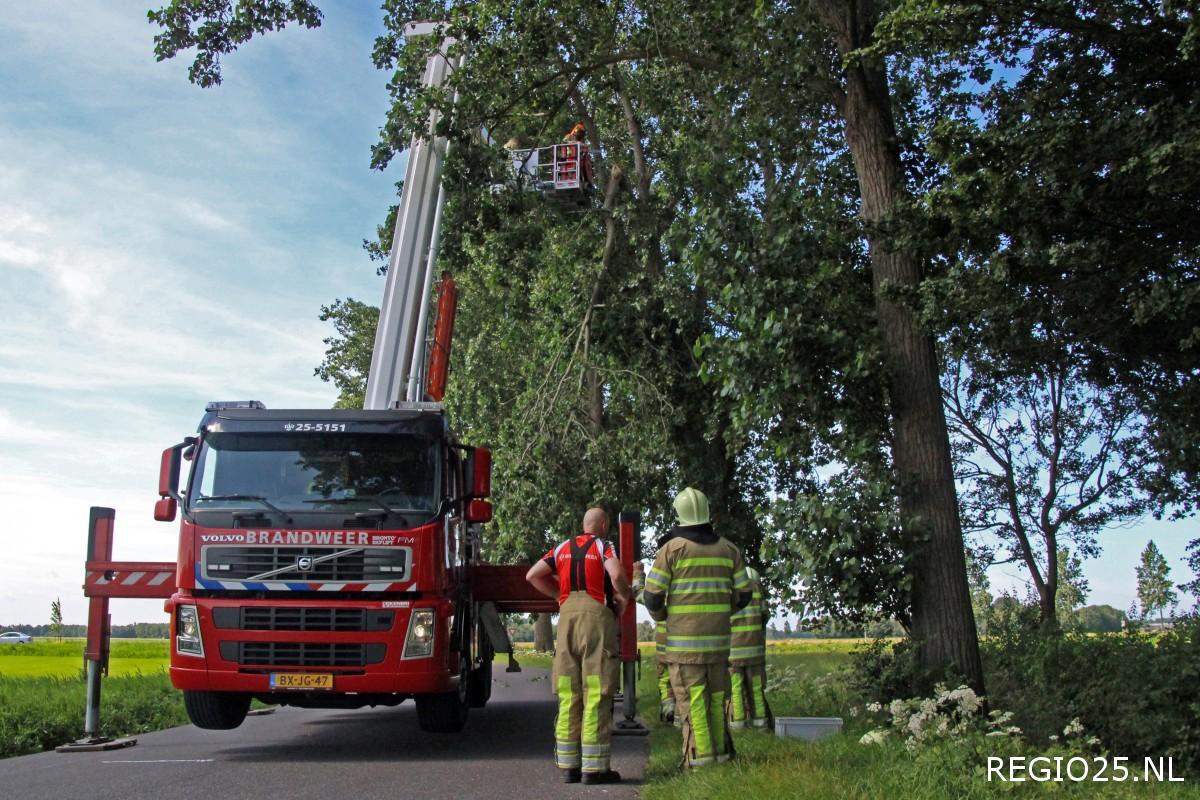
[296,556,314,572]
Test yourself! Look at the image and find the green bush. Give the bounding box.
[845,637,916,705]
[982,607,1200,775]
[844,609,1200,777]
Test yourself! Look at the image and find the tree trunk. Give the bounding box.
[533,612,554,653]
[815,0,984,692]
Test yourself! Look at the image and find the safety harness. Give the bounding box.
[566,535,615,610]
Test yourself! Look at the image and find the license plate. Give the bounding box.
[269,672,334,690]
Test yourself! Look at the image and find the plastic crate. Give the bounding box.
[774,716,843,741]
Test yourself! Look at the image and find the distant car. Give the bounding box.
[0,631,33,645]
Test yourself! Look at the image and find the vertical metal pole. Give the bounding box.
[83,660,102,739]
[83,507,113,743]
[614,512,648,734]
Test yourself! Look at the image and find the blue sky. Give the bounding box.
[0,2,1194,627]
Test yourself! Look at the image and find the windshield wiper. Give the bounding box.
[198,494,294,525]
[301,496,405,513]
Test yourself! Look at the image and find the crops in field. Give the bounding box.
[0,638,179,758]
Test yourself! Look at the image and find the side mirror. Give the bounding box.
[156,437,194,521]
[154,497,178,522]
[158,446,181,500]
[466,499,493,525]
[465,447,491,498]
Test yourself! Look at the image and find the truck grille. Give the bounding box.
[219,641,386,667]
[211,607,394,632]
[202,546,410,583]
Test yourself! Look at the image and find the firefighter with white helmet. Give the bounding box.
[642,487,752,767]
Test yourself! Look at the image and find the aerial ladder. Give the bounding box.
[63,22,642,751]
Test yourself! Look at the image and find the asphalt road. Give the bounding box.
[0,669,648,800]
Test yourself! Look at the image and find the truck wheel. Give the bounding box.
[468,633,494,708]
[183,690,251,730]
[416,690,469,733]
[416,657,470,733]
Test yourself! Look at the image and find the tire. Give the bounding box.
[183,690,251,730]
[416,690,469,732]
[467,643,493,708]
[417,650,471,732]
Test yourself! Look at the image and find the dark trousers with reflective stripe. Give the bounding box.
[552,592,618,773]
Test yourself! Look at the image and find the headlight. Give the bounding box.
[176,605,204,657]
[403,608,435,659]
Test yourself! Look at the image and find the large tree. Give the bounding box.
[944,351,1151,630]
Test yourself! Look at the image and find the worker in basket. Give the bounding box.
[526,507,633,785]
[557,122,595,191]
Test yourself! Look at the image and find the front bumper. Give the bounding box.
[167,594,458,696]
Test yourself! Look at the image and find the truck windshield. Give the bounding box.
[188,432,439,514]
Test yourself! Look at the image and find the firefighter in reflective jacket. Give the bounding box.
[526,507,633,785]
[643,488,752,767]
[729,566,772,730]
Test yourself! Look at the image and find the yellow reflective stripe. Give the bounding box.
[729,670,746,722]
[555,675,578,768]
[677,557,734,568]
[711,689,728,756]
[671,603,731,613]
[689,684,712,759]
[733,567,751,590]
[582,674,601,745]
[731,624,761,632]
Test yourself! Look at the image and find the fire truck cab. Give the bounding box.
[159,400,495,733]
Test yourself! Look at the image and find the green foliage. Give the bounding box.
[1137,540,1178,622]
[883,0,1200,515]
[1074,604,1128,634]
[982,603,1200,774]
[147,0,323,88]
[49,598,62,639]
[1182,538,1200,600]
[846,637,917,708]
[314,298,377,409]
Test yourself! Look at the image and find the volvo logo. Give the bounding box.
[296,556,314,572]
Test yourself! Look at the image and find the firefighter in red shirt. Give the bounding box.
[526,507,633,785]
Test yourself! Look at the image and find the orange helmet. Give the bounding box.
[565,122,587,141]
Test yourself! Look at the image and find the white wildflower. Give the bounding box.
[849,706,859,718]
[866,702,882,713]
[1063,718,1085,738]
[1049,735,1059,743]
[859,729,888,746]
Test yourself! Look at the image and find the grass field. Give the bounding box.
[0,639,170,678]
[0,639,181,758]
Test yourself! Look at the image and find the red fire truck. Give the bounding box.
[155,400,512,732]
